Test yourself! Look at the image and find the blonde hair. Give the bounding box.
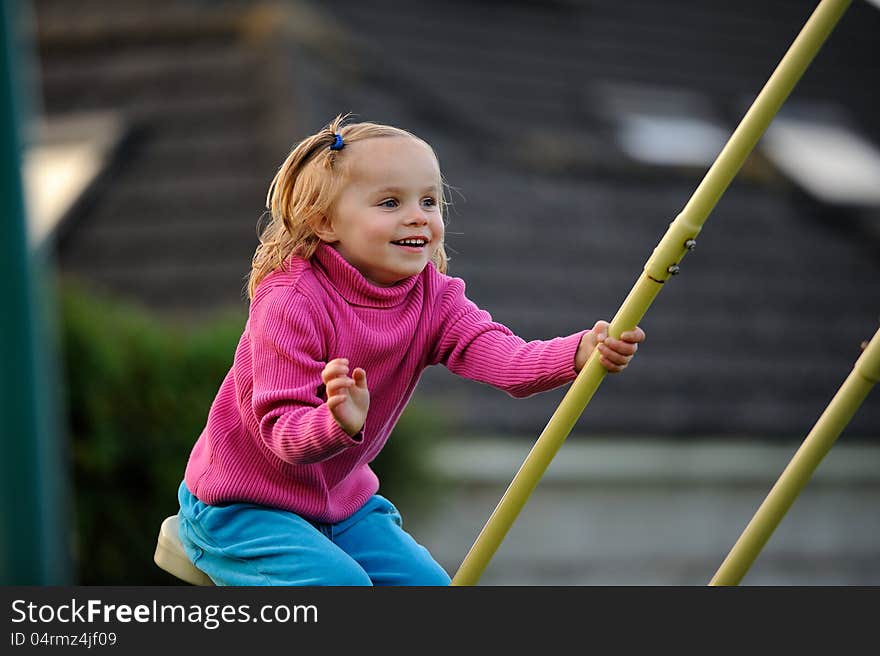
[247,114,449,298]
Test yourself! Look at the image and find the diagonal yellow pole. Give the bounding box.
[451,0,853,586]
[710,327,880,586]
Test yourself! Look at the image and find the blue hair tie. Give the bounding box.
[330,133,344,151]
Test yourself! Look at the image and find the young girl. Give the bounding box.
[177,115,646,586]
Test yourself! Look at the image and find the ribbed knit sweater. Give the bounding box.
[184,243,587,522]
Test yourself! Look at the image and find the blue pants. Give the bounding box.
[176,481,450,586]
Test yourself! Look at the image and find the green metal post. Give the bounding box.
[710,327,880,586]
[0,0,72,584]
[451,0,852,586]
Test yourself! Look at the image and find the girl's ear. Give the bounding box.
[313,214,338,243]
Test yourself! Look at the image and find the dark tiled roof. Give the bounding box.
[43,0,880,439]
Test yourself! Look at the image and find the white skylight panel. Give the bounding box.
[763,116,880,206]
[617,113,728,167]
[596,83,729,169]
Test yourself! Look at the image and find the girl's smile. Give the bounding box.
[390,236,431,252]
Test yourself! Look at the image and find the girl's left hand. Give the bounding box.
[575,320,646,373]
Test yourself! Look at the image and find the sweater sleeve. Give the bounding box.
[249,285,362,464]
[429,277,588,398]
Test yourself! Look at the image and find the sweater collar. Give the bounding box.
[311,242,421,308]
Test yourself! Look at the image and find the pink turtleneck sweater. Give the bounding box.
[184,243,587,522]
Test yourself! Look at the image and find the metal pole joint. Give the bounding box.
[644,212,703,282]
[856,330,880,383]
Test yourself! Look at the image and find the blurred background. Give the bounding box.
[2,0,878,585]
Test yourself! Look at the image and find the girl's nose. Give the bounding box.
[406,209,429,225]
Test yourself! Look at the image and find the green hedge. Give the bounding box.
[58,282,443,584]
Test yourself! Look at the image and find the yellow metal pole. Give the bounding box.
[451,0,852,586]
[710,327,880,586]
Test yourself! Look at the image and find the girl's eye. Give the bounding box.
[380,199,398,208]
[421,197,437,207]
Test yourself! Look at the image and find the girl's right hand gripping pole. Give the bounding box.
[451,0,853,586]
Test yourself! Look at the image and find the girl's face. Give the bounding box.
[319,136,444,286]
